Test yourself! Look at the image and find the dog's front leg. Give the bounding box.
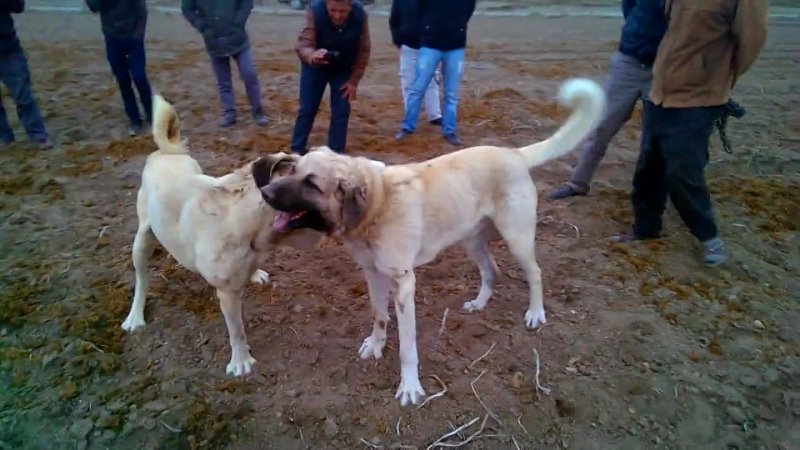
[392,270,426,406]
[216,289,256,376]
[358,268,392,360]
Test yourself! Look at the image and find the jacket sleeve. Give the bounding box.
[466,0,476,22]
[731,0,768,82]
[7,0,24,13]
[85,0,101,13]
[233,0,253,27]
[181,0,207,33]
[622,0,635,19]
[389,0,401,47]
[296,8,317,65]
[348,13,372,86]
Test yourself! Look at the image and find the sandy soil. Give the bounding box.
[1,10,798,450]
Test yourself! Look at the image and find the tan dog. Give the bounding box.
[257,78,605,405]
[122,94,321,377]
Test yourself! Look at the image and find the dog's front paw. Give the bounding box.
[524,308,547,329]
[462,299,487,313]
[249,269,270,285]
[358,335,385,360]
[226,352,257,376]
[121,313,146,332]
[395,377,426,407]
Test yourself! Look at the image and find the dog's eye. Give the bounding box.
[303,174,323,192]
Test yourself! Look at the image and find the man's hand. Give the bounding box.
[341,82,357,101]
[310,49,329,66]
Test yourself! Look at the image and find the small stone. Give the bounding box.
[106,401,126,413]
[70,418,94,439]
[99,430,116,442]
[628,407,637,415]
[727,406,747,424]
[141,417,156,430]
[753,320,765,330]
[323,417,338,438]
[639,362,650,373]
[76,439,88,450]
[510,372,525,389]
[292,304,304,314]
[96,414,120,430]
[286,389,301,398]
[143,401,168,412]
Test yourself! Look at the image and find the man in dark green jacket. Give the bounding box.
[182,0,268,128]
[0,0,51,149]
[86,0,154,137]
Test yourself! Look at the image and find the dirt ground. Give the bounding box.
[1,9,798,450]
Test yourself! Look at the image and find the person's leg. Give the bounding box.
[629,101,668,240]
[398,47,442,136]
[233,47,267,125]
[660,106,726,265]
[126,37,154,123]
[327,69,351,153]
[0,80,14,144]
[1,42,49,145]
[210,55,236,126]
[105,36,142,133]
[551,52,651,199]
[290,65,327,154]
[439,47,465,145]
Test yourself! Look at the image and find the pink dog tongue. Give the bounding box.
[272,211,292,230]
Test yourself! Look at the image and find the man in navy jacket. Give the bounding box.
[0,0,51,149]
[549,0,666,199]
[394,0,476,146]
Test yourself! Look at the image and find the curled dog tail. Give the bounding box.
[517,78,606,168]
[152,93,187,154]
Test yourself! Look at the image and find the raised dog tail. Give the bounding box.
[152,93,188,155]
[517,78,606,168]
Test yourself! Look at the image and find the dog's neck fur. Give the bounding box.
[343,160,386,240]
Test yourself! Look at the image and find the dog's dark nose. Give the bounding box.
[260,184,276,204]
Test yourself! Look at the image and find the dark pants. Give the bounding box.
[291,64,351,154]
[0,42,49,143]
[209,47,263,119]
[632,101,723,242]
[104,36,153,125]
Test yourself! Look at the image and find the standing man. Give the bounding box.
[86,0,154,137]
[389,0,442,128]
[291,0,371,155]
[617,0,768,266]
[0,0,51,149]
[549,0,666,200]
[182,0,268,128]
[394,0,476,147]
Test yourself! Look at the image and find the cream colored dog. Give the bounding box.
[258,78,605,405]
[122,94,321,377]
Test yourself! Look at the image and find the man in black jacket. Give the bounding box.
[0,0,51,149]
[549,0,666,199]
[389,0,441,127]
[86,0,154,137]
[394,0,476,147]
[182,0,268,128]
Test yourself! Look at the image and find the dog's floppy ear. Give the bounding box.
[252,153,298,188]
[338,180,367,230]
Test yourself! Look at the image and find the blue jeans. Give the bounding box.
[401,47,464,136]
[0,41,49,143]
[104,36,153,124]
[210,47,264,119]
[290,65,351,154]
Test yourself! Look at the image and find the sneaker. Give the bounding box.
[702,237,727,266]
[443,133,462,147]
[548,182,589,200]
[128,122,142,137]
[38,139,53,150]
[395,130,412,141]
[219,115,236,128]
[429,118,443,126]
[253,113,269,127]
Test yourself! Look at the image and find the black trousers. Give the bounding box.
[631,101,723,242]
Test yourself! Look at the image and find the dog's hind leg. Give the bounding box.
[358,267,392,360]
[217,289,256,376]
[122,195,155,331]
[493,201,546,329]
[461,227,500,313]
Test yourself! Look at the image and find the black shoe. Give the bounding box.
[548,182,589,200]
[443,133,462,147]
[253,113,269,127]
[219,116,236,128]
[429,118,443,126]
[395,130,412,141]
[128,122,142,137]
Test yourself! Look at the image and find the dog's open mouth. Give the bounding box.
[271,209,326,232]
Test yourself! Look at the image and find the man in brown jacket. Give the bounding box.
[290,0,371,155]
[617,0,768,265]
